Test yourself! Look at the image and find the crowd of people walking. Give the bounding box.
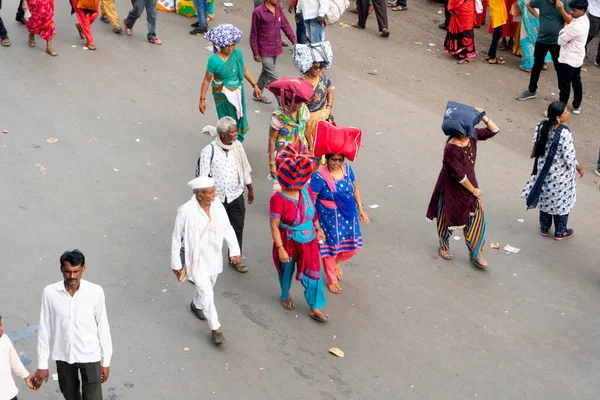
[2,0,600,398]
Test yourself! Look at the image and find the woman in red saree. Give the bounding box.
[443,0,476,64]
[22,0,57,56]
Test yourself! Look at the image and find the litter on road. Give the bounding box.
[47,138,58,143]
[369,204,379,209]
[503,244,521,254]
[329,348,344,358]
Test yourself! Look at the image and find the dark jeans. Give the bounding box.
[224,194,245,255]
[357,0,387,31]
[0,16,7,39]
[16,0,25,20]
[539,211,569,237]
[557,62,582,108]
[528,42,560,94]
[296,10,306,44]
[587,13,600,64]
[124,0,158,40]
[56,361,103,400]
[596,148,600,170]
[443,0,450,25]
[488,25,502,59]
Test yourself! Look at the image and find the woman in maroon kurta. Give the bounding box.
[426,107,499,268]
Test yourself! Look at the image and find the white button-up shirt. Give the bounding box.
[588,0,600,17]
[37,280,113,369]
[558,15,590,68]
[196,143,252,204]
[1,334,30,400]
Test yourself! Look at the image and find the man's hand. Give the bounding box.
[555,0,564,10]
[317,16,325,25]
[32,369,49,389]
[288,3,294,13]
[25,376,38,390]
[172,268,182,278]
[295,13,301,22]
[254,55,261,63]
[230,255,242,265]
[247,188,254,204]
[101,366,110,383]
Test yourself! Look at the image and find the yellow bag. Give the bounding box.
[176,0,196,17]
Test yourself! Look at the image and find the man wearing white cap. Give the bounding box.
[171,176,241,345]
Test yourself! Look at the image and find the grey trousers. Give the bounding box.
[56,361,102,400]
[257,56,278,92]
[124,0,157,40]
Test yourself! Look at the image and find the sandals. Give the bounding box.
[326,283,342,294]
[281,297,295,310]
[439,248,453,260]
[352,23,365,29]
[381,29,390,38]
[230,262,249,273]
[457,59,471,64]
[124,19,132,36]
[1,38,10,47]
[391,5,407,10]
[488,58,505,65]
[335,265,344,281]
[29,37,36,47]
[309,310,329,322]
[148,37,163,45]
[76,23,85,39]
[46,49,58,56]
[86,43,97,50]
[253,96,272,104]
[470,256,488,269]
[519,65,531,73]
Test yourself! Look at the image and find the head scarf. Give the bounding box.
[277,141,316,190]
[442,101,485,140]
[268,77,314,114]
[205,24,244,50]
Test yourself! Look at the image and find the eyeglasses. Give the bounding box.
[330,157,344,162]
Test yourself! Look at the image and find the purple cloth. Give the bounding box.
[250,2,297,58]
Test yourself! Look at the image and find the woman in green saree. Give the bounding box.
[199,24,262,142]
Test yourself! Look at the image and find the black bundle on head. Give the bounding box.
[534,101,566,158]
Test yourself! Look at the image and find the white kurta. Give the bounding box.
[171,196,241,280]
[171,196,240,330]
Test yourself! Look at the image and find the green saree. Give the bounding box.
[206,48,250,141]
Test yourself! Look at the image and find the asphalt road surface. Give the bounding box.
[1,0,600,399]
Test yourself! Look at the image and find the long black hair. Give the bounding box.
[534,101,566,158]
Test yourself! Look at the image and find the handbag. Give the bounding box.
[76,0,99,10]
[325,0,350,25]
[292,41,333,74]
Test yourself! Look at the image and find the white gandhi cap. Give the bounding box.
[188,176,215,190]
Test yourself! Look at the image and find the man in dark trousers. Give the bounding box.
[32,250,113,400]
[516,0,571,101]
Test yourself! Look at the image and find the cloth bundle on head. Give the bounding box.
[188,176,215,190]
[277,141,316,190]
[205,24,243,49]
[568,0,587,9]
[313,120,362,161]
[268,77,314,110]
[292,42,334,74]
[441,101,485,140]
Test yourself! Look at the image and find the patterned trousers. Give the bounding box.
[437,195,486,259]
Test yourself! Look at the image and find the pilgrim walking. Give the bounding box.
[171,176,241,345]
[426,103,499,268]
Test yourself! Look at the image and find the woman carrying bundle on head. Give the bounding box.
[426,102,500,268]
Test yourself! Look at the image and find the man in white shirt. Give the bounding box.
[556,0,590,114]
[0,316,35,400]
[196,116,253,274]
[32,250,112,400]
[297,0,329,42]
[171,176,241,345]
[586,0,600,66]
